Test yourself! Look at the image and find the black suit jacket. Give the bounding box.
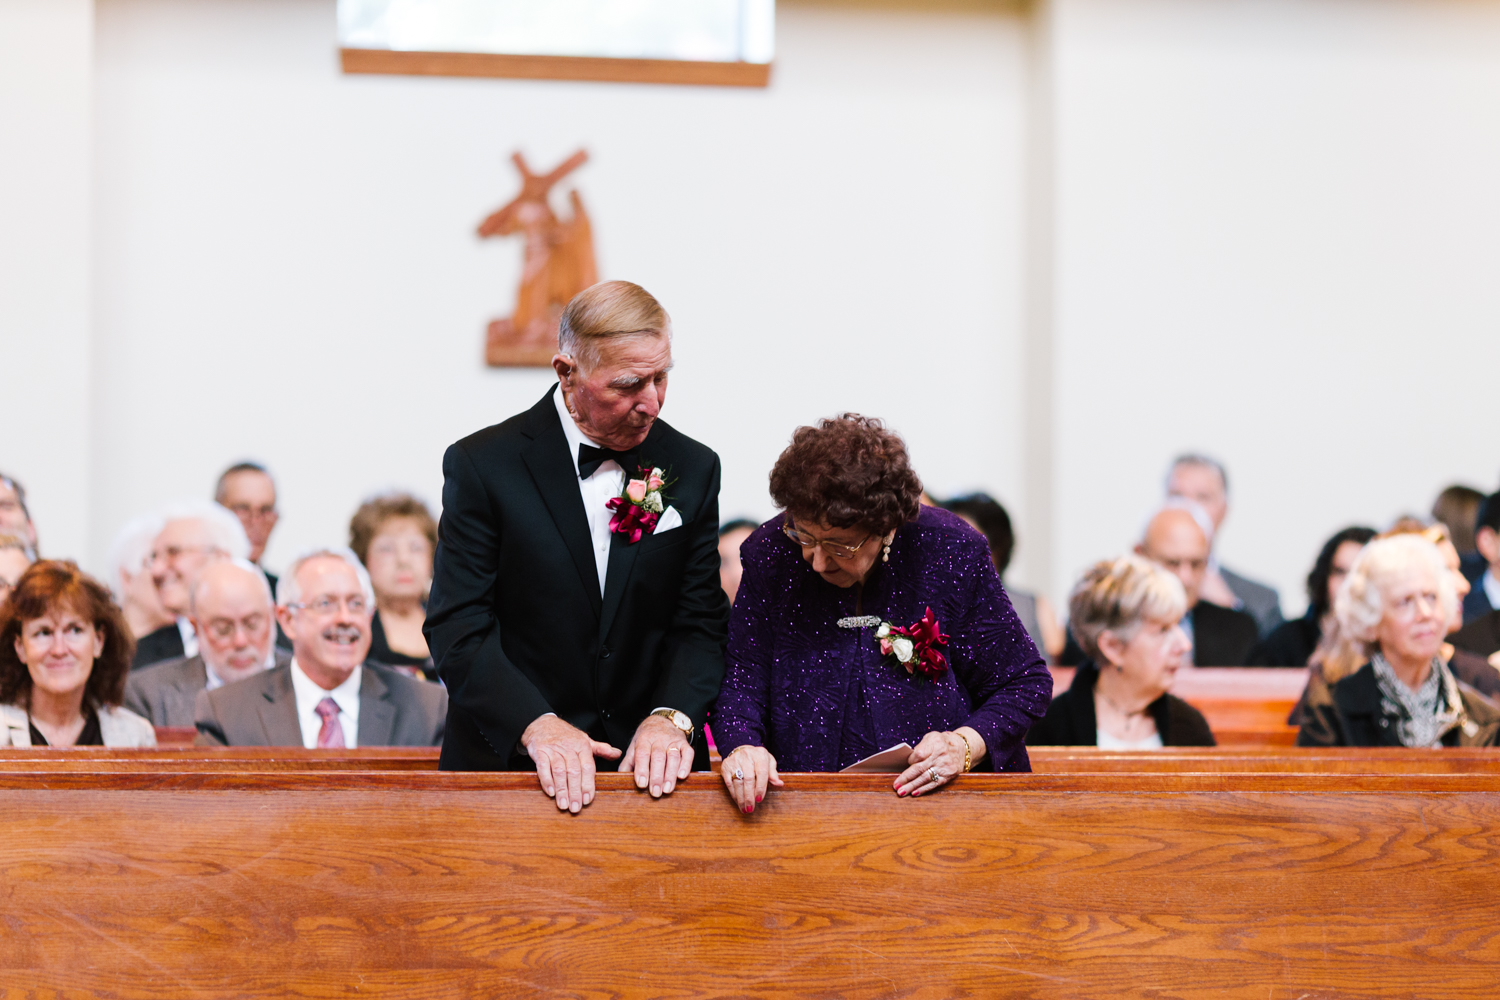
[1025,661,1215,747]
[424,387,729,771]
[1453,610,1500,660]
[1190,601,1260,666]
[131,623,185,671]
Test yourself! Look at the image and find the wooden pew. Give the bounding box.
[1050,666,1306,745]
[1,761,1498,997]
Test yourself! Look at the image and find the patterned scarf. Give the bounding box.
[1371,652,1464,748]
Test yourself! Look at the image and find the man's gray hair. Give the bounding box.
[214,461,276,504]
[158,499,252,560]
[1167,453,1229,495]
[1143,497,1217,547]
[106,513,166,600]
[276,546,375,610]
[189,557,274,617]
[1336,533,1458,644]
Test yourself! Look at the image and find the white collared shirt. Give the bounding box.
[177,616,199,658]
[204,646,278,691]
[289,658,362,749]
[1484,569,1500,612]
[553,384,626,596]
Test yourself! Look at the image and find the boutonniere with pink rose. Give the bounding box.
[875,607,950,681]
[606,464,674,544]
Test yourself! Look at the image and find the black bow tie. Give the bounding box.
[577,443,638,480]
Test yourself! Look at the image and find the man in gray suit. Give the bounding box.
[126,559,285,728]
[195,547,445,747]
[1167,454,1283,636]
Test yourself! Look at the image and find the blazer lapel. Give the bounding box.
[598,422,673,641]
[520,387,603,617]
[357,665,397,747]
[258,668,305,747]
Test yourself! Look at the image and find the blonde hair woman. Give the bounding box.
[1299,533,1500,747]
[1027,555,1214,747]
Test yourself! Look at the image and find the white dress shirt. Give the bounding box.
[289,658,362,749]
[553,385,626,596]
[176,617,199,659]
[1484,569,1500,612]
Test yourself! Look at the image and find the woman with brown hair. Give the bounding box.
[711,415,1052,814]
[350,492,438,679]
[0,561,156,747]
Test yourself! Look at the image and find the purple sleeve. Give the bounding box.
[947,533,1053,767]
[706,532,777,753]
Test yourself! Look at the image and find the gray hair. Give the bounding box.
[158,499,252,560]
[0,472,31,521]
[106,513,166,600]
[189,557,274,617]
[1068,554,1189,662]
[214,461,276,504]
[1167,453,1229,496]
[1335,533,1458,644]
[1143,497,1216,547]
[276,547,375,610]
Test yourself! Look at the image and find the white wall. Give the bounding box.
[1050,0,1500,612]
[0,0,94,560]
[90,0,1029,577]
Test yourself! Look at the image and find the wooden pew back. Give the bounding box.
[1,762,1498,997]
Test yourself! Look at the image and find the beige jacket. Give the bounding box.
[0,703,157,747]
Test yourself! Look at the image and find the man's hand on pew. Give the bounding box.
[522,715,622,814]
[620,714,694,798]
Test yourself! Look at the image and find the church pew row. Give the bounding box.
[1,767,1497,998]
[4,746,1500,775]
[1051,666,1306,746]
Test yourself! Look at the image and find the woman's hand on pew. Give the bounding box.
[521,715,622,813]
[894,728,986,797]
[720,744,784,815]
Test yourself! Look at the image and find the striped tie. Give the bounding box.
[314,697,346,749]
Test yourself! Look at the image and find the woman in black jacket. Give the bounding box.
[1028,555,1214,748]
[1251,526,1376,667]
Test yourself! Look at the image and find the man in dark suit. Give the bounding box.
[425,280,728,813]
[1461,492,1500,625]
[1137,502,1259,666]
[126,559,287,728]
[194,548,445,747]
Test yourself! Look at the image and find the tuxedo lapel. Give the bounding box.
[599,422,673,641]
[357,666,397,747]
[520,388,603,617]
[257,669,304,746]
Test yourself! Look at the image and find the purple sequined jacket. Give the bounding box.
[711,507,1053,772]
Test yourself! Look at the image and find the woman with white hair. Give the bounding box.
[1299,533,1500,747]
[1027,555,1215,747]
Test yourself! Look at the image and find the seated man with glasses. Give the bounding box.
[194,548,446,748]
[215,462,282,597]
[125,559,286,729]
[134,500,252,670]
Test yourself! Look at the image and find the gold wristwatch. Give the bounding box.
[650,708,695,743]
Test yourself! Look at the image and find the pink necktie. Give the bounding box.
[314,697,346,749]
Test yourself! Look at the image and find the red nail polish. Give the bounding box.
[756,795,763,802]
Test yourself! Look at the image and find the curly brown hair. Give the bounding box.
[769,414,923,535]
[0,560,134,709]
[348,492,439,566]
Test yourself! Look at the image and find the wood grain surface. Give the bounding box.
[1,764,1499,998]
[340,48,772,88]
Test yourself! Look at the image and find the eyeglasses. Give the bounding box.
[150,545,221,566]
[287,595,370,617]
[227,503,277,522]
[202,613,269,642]
[782,522,872,560]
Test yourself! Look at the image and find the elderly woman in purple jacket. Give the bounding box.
[711,415,1052,814]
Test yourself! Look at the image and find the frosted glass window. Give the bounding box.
[339,0,775,64]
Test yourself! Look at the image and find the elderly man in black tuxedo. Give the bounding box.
[425,280,728,812]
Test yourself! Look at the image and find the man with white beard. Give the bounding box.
[125,559,287,728]
[194,548,446,747]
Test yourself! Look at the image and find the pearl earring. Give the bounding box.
[881,540,891,563]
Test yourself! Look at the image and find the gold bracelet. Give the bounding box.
[955,731,972,773]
